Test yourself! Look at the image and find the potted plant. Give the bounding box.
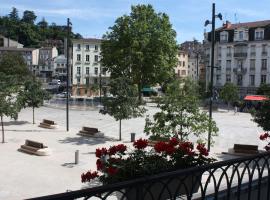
[81,138,214,199]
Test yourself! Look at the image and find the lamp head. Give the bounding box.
[217,13,222,20]
[204,20,211,27]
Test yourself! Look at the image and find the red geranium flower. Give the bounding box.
[96,147,108,158]
[165,144,176,155]
[81,171,99,183]
[115,144,127,153]
[96,159,103,170]
[259,133,269,140]
[154,141,167,153]
[179,141,194,155]
[107,166,118,175]
[265,145,270,151]
[169,137,179,146]
[108,146,117,155]
[133,138,148,149]
[196,144,209,156]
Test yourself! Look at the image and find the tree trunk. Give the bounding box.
[138,83,142,103]
[119,119,122,141]
[32,106,35,124]
[1,115,4,143]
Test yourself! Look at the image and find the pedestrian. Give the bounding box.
[234,105,238,114]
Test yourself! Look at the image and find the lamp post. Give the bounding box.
[204,3,222,151]
[99,65,102,105]
[66,18,72,132]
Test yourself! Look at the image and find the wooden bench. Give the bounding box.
[18,140,51,156]
[223,144,259,156]
[77,126,104,138]
[39,119,58,129]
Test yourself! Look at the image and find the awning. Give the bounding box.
[244,95,269,101]
[142,88,155,92]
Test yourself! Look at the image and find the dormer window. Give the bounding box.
[255,29,264,40]
[239,31,244,40]
[220,31,228,42]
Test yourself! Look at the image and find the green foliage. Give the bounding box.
[252,101,270,131]
[101,4,178,101]
[103,76,146,140]
[220,83,239,107]
[144,78,218,144]
[0,7,81,48]
[256,84,270,96]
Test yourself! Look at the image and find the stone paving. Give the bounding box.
[0,105,266,199]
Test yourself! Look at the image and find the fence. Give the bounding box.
[29,152,270,200]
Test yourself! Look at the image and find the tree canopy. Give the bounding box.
[101,4,178,101]
[252,100,270,132]
[256,84,270,96]
[220,83,239,109]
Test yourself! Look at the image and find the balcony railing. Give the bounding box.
[233,68,247,74]
[262,51,268,56]
[234,52,247,58]
[30,152,270,200]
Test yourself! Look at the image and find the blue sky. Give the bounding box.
[1,0,270,43]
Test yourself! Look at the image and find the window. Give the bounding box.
[227,46,232,56]
[250,59,255,71]
[179,61,182,66]
[178,70,180,76]
[94,67,98,75]
[94,55,99,62]
[226,74,231,82]
[250,75,255,86]
[181,70,186,75]
[77,67,81,75]
[262,44,267,54]
[255,30,264,40]
[95,45,99,51]
[77,44,81,50]
[86,67,89,74]
[216,75,221,82]
[77,77,80,84]
[77,54,81,61]
[218,47,221,57]
[220,32,228,42]
[94,78,98,84]
[102,67,106,75]
[183,61,185,67]
[57,63,60,67]
[237,60,244,69]
[261,75,267,84]
[237,75,243,86]
[226,60,231,70]
[0,38,4,47]
[218,60,221,67]
[86,55,90,62]
[250,45,256,56]
[86,45,89,50]
[86,77,89,85]
[239,31,244,40]
[262,59,267,70]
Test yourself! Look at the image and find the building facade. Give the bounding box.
[204,20,270,97]
[71,38,110,97]
[0,34,24,48]
[53,55,68,82]
[175,50,188,78]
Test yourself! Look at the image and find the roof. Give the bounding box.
[72,38,104,43]
[244,95,269,101]
[217,20,270,31]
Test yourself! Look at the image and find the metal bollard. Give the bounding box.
[131,133,136,142]
[75,150,79,164]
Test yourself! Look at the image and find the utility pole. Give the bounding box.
[99,65,102,105]
[66,18,72,132]
[196,52,199,81]
[205,3,222,151]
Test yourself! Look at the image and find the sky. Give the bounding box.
[1,0,270,43]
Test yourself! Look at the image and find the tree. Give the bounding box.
[220,83,239,111]
[37,17,48,29]
[21,10,37,24]
[256,84,270,96]
[8,7,19,21]
[18,79,51,124]
[101,4,178,102]
[252,100,270,131]
[0,53,30,143]
[102,76,145,140]
[144,78,218,144]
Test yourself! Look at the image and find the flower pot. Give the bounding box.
[116,174,201,200]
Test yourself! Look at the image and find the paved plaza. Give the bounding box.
[0,105,266,199]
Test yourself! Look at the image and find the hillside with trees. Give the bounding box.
[0,7,82,51]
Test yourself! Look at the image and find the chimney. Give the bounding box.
[223,21,232,29]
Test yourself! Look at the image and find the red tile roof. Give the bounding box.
[217,20,270,31]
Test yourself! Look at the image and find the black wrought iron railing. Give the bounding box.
[29,152,270,200]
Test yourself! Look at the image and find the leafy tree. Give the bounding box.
[0,53,30,143]
[256,84,270,96]
[102,76,145,140]
[18,79,51,124]
[37,17,48,29]
[21,10,37,24]
[8,7,19,21]
[220,83,239,111]
[144,78,218,144]
[252,100,270,131]
[101,4,178,102]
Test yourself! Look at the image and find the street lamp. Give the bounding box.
[66,18,72,132]
[204,3,222,151]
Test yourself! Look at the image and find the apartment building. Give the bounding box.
[175,50,188,78]
[204,20,270,96]
[72,38,110,96]
[53,55,68,82]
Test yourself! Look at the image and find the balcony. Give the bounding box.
[262,51,268,57]
[84,74,89,78]
[249,68,255,74]
[84,61,90,65]
[226,68,231,73]
[250,52,256,57]
[233,67,247,74]
[226,53,232,57]
[76,73,81,78]
[234,52,247,58]
[75,60,81,64]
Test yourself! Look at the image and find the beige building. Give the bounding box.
[72,38,110,97]
[175,50,188,78]
[0,34,24,48]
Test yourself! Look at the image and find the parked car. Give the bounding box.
[56,92,71,98]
